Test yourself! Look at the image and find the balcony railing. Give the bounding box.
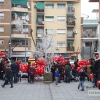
[67,20,75,25]
[67,7,75,12]
[37,33,43,38]
[67,35,74,38]
[82,34,97,38]
[67,46,75,51]
[11,44,28,47]
[37,21,44,25]
[37,10,44,13]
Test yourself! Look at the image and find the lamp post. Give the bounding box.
[9,0,12,58]
[24,13,26,63]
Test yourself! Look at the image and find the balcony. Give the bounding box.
[81,31,98,41]
[67,46,75,51]
[67,35,74,40]
[11,12,29,25]
[37,10,44,14]
[67,7,75,14]
[37,33,43,38]
[12,5,28,12]
[36,21,44,27]
[67,20,75,27]
[67,46,75,53]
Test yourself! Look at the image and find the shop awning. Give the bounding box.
[45,4,54,6]
[11,38,28,41]
[12,0,27,5]
[67,40,74,43]
[36,2,44,10]
[67,14,74,16]
[37,14,44,17]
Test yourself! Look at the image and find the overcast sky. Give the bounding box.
[81,0,99,19]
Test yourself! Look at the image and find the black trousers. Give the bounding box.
[29,74,34,82]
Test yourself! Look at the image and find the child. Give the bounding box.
[18,71,21,82]
[77,69,88,91]
[55,68,60,86]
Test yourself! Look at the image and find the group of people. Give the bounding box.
[0,57,37,88]
[51,58,100,91]
[0,58,20,88]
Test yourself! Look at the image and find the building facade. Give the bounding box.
[0,0,32,62]
[81,19,98,60]
[32,0,81,60]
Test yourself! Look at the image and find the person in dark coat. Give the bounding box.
[65,61,71,83]
[28,62,31,82]
[1,61,13,88]
[0,58,4,80]
[28,66,35,83]
[51,63,55,81]
[11,60,19,83]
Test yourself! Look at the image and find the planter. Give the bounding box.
[44,72,53,83]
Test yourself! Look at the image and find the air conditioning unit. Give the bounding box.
[34,5,37,8]
[73,15,77,19]
[73,31,77,34]
[56,46,59,50]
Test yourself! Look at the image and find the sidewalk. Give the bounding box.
[0,79,100,100]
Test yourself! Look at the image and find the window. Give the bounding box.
[37,28,44,37]
[68,4,74,12]
[0,0,4,5]
[67,16,73,21]
[37,17,44,23]
[57,4,66,9]
[85,42,92,47]
[37,28,44,34]
[57,16,66,21]
[67,29,73,38]
[57,29,66,34]
[45,16,54,21]
[22,28,28,33]
[0,40,4,45]
[0,12,4,19]
[0,26,4,32]
[47,29,54,34]
[22,40,28,46]
[47,41,54,46]
[45,4,54,8]
[57,42,66,47]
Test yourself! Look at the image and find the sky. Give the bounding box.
[81,0,99,19]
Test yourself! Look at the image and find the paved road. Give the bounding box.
[0,79,100,100]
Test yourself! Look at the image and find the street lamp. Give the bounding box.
[24,13,27,63]
[9,0,12,58]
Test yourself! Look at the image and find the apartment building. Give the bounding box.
[32,0,81,60]
[81,18,98,60]
[0,0,32,62]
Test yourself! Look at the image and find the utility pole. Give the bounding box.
[9,0,12,58]
[24,13,26,63]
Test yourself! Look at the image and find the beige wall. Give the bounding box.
[31,1,37,52]
[73,1,81,59]
[32,1,81,59]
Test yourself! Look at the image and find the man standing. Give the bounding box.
[65,61,71,83]
[11,60,19,83]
